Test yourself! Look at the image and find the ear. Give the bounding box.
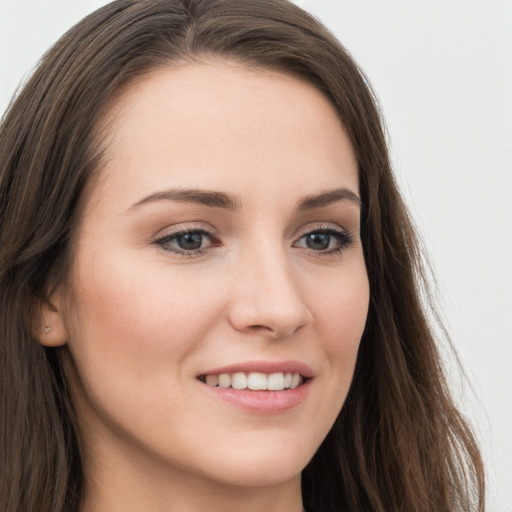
[35,291,69,347]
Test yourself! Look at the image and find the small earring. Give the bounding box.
[44,326,51,334]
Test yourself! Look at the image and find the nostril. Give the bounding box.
[228,294,313,338]
[248,324,275,332]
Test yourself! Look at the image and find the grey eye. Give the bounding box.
[305,233,331,251]
[156,229,215,255]
[294,227,354,254]
[175,232,204,251]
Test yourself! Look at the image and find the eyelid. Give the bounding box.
[292,223,355,254]
[153,224,220,257]
[294,222,352,239]
[154,221,216,239]
[151,221,355,258]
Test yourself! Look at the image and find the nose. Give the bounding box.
[228,247,313,339]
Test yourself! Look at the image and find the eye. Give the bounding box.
[155,229,218,256]
[294,227,354,255]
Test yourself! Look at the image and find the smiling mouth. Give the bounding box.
[198,371,305,391]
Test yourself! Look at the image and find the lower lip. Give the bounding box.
[199,379,312,414]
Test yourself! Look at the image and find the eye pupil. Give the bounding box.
[306,233,330,250]
[177,232,203,250]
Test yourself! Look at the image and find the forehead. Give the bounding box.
[90,61,358,212]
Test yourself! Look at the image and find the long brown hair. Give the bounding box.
[0,1,485,510]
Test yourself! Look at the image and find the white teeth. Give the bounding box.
[290,373,301,389]
[248,372,267,390]
[201,371,305,390]
[231,372,248,390]
[218,373,231,389]
[205,374,219,387]
[267,372,285,391]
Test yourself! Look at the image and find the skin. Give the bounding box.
[41,62,369,512]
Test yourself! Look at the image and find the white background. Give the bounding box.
[1,1,511,510]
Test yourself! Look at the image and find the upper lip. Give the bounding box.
[197,360,314,379]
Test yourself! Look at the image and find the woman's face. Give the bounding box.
[57,62,369,489]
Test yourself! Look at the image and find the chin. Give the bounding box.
[191,440,315,488]
[207,461,305,488]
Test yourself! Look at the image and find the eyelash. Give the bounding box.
[154,226,354,257]
[154,228,219,257]
[296,226,355,256]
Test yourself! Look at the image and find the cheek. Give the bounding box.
[64,250,225,386]
[62,252,231,449]
[292,264,368,451]
[310,264,369,363]
[305,261,369,432]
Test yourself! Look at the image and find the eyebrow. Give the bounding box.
[127,186,361,213]
[128,188,242,212]
[296,188,362,211]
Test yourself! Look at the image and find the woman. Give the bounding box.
[0,0,485,511]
